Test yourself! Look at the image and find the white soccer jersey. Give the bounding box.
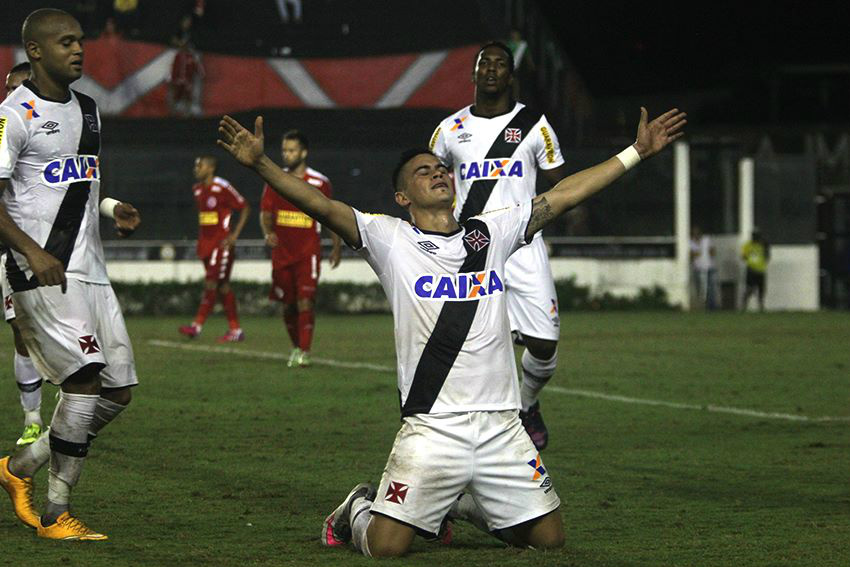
[430,102,564,225]
[353,200,533,416]
[0,81,108,291]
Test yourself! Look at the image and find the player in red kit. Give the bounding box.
[260,131,340,367]
[179,155,251,342]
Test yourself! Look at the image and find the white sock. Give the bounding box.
[88,397,128,440]
[350,497,373,557]
[520,349,558,412]
[15,353,43,421]
[47,392,99,505]
[9,431,50,478]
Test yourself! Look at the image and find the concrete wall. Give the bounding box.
[105,243,819,311]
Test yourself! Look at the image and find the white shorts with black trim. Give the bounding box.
[370,410,561,536]
[12,278,138,388]
[504,236,560,341]
[0,253,15,322]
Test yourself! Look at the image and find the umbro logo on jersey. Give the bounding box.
[417,241,439,254]
[414,270,504,300]
[504,128,522,143]
[459,159,524,181]
[457,132,472,143]
[78,335,100,354]
[40,121,61,135]
[41,155,100,185]
[385,481,408,504]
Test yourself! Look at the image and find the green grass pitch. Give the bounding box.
[1,312,848,566]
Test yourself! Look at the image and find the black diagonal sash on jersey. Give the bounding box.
[6,91,100,292]
[401,219,492,417]
[457,106,541,223]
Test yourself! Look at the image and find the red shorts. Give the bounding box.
[270,254,319,304]
[202,246,236,283]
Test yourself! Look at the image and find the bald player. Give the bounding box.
[0,9,141,541]
[0,61,48,449]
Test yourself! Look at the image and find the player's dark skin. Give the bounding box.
[0,11,140,416]
[217,103,685,556]
[470,45,567,360]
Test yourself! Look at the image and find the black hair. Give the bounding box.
[282,129,309,150]
[9,61,31,75]
[392,148,436,192]
[474,41,514,75]
[22,8,74,45]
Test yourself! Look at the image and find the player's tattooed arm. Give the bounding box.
[217,115,361,247]
[525,195,556,240]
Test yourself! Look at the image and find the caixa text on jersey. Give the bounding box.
[41,155,99,185]
[414,270,505,300]
[459,159,524,181]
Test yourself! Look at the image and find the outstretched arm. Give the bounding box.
[217,115,360,247]
[525,107,687,239]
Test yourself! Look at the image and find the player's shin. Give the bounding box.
[520,349,558,411]
[298,308,314,352]
[9,431,50,477]
[195,288,218,326]
[44,392,99,523]
[221,290,240,330]
[15,353,43,426]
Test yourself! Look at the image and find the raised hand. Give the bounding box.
[114,202,141,237]
[217,115,266,168]
[633,107,687,159]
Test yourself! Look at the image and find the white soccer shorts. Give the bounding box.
[504,236,560,341]
[0,253,15,322]
[12,278,138,388]
[370,410,561,536]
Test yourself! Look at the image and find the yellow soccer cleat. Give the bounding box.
[16,423,43,447]
[0,455,40,528]
[38,511,108,541]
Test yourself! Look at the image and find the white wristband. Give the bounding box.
[615,145,641,171]
[99,198,121,219]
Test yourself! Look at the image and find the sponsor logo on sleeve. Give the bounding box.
[0,117,6,145]
[450,116,468,131]
[429,126,442,150]
[540,126,555,163]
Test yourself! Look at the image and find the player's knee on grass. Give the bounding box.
[10,320,29,356]
[523,335,558,362]
[296,297,313,312]
[101,386,132,406]
[61,363,104,395]
[501,509,564,549]
[365,514,416,558]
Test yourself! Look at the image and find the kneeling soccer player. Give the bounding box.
[216,106,685,556]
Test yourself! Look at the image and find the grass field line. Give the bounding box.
[149,340,850,423]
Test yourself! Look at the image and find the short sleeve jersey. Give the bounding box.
[193,176,246,259]
[353,200,533,416]
[429,102,564,228]
[0,81,107,291]
[260,167,332,267]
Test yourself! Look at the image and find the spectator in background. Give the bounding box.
[741,228,770,311]
[505,29,535,100]
[113,0,140,37]
[690,225,717,310]
[275,0,302,24]
[168,15,204,117]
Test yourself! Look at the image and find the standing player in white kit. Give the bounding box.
[429,42,568,450]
